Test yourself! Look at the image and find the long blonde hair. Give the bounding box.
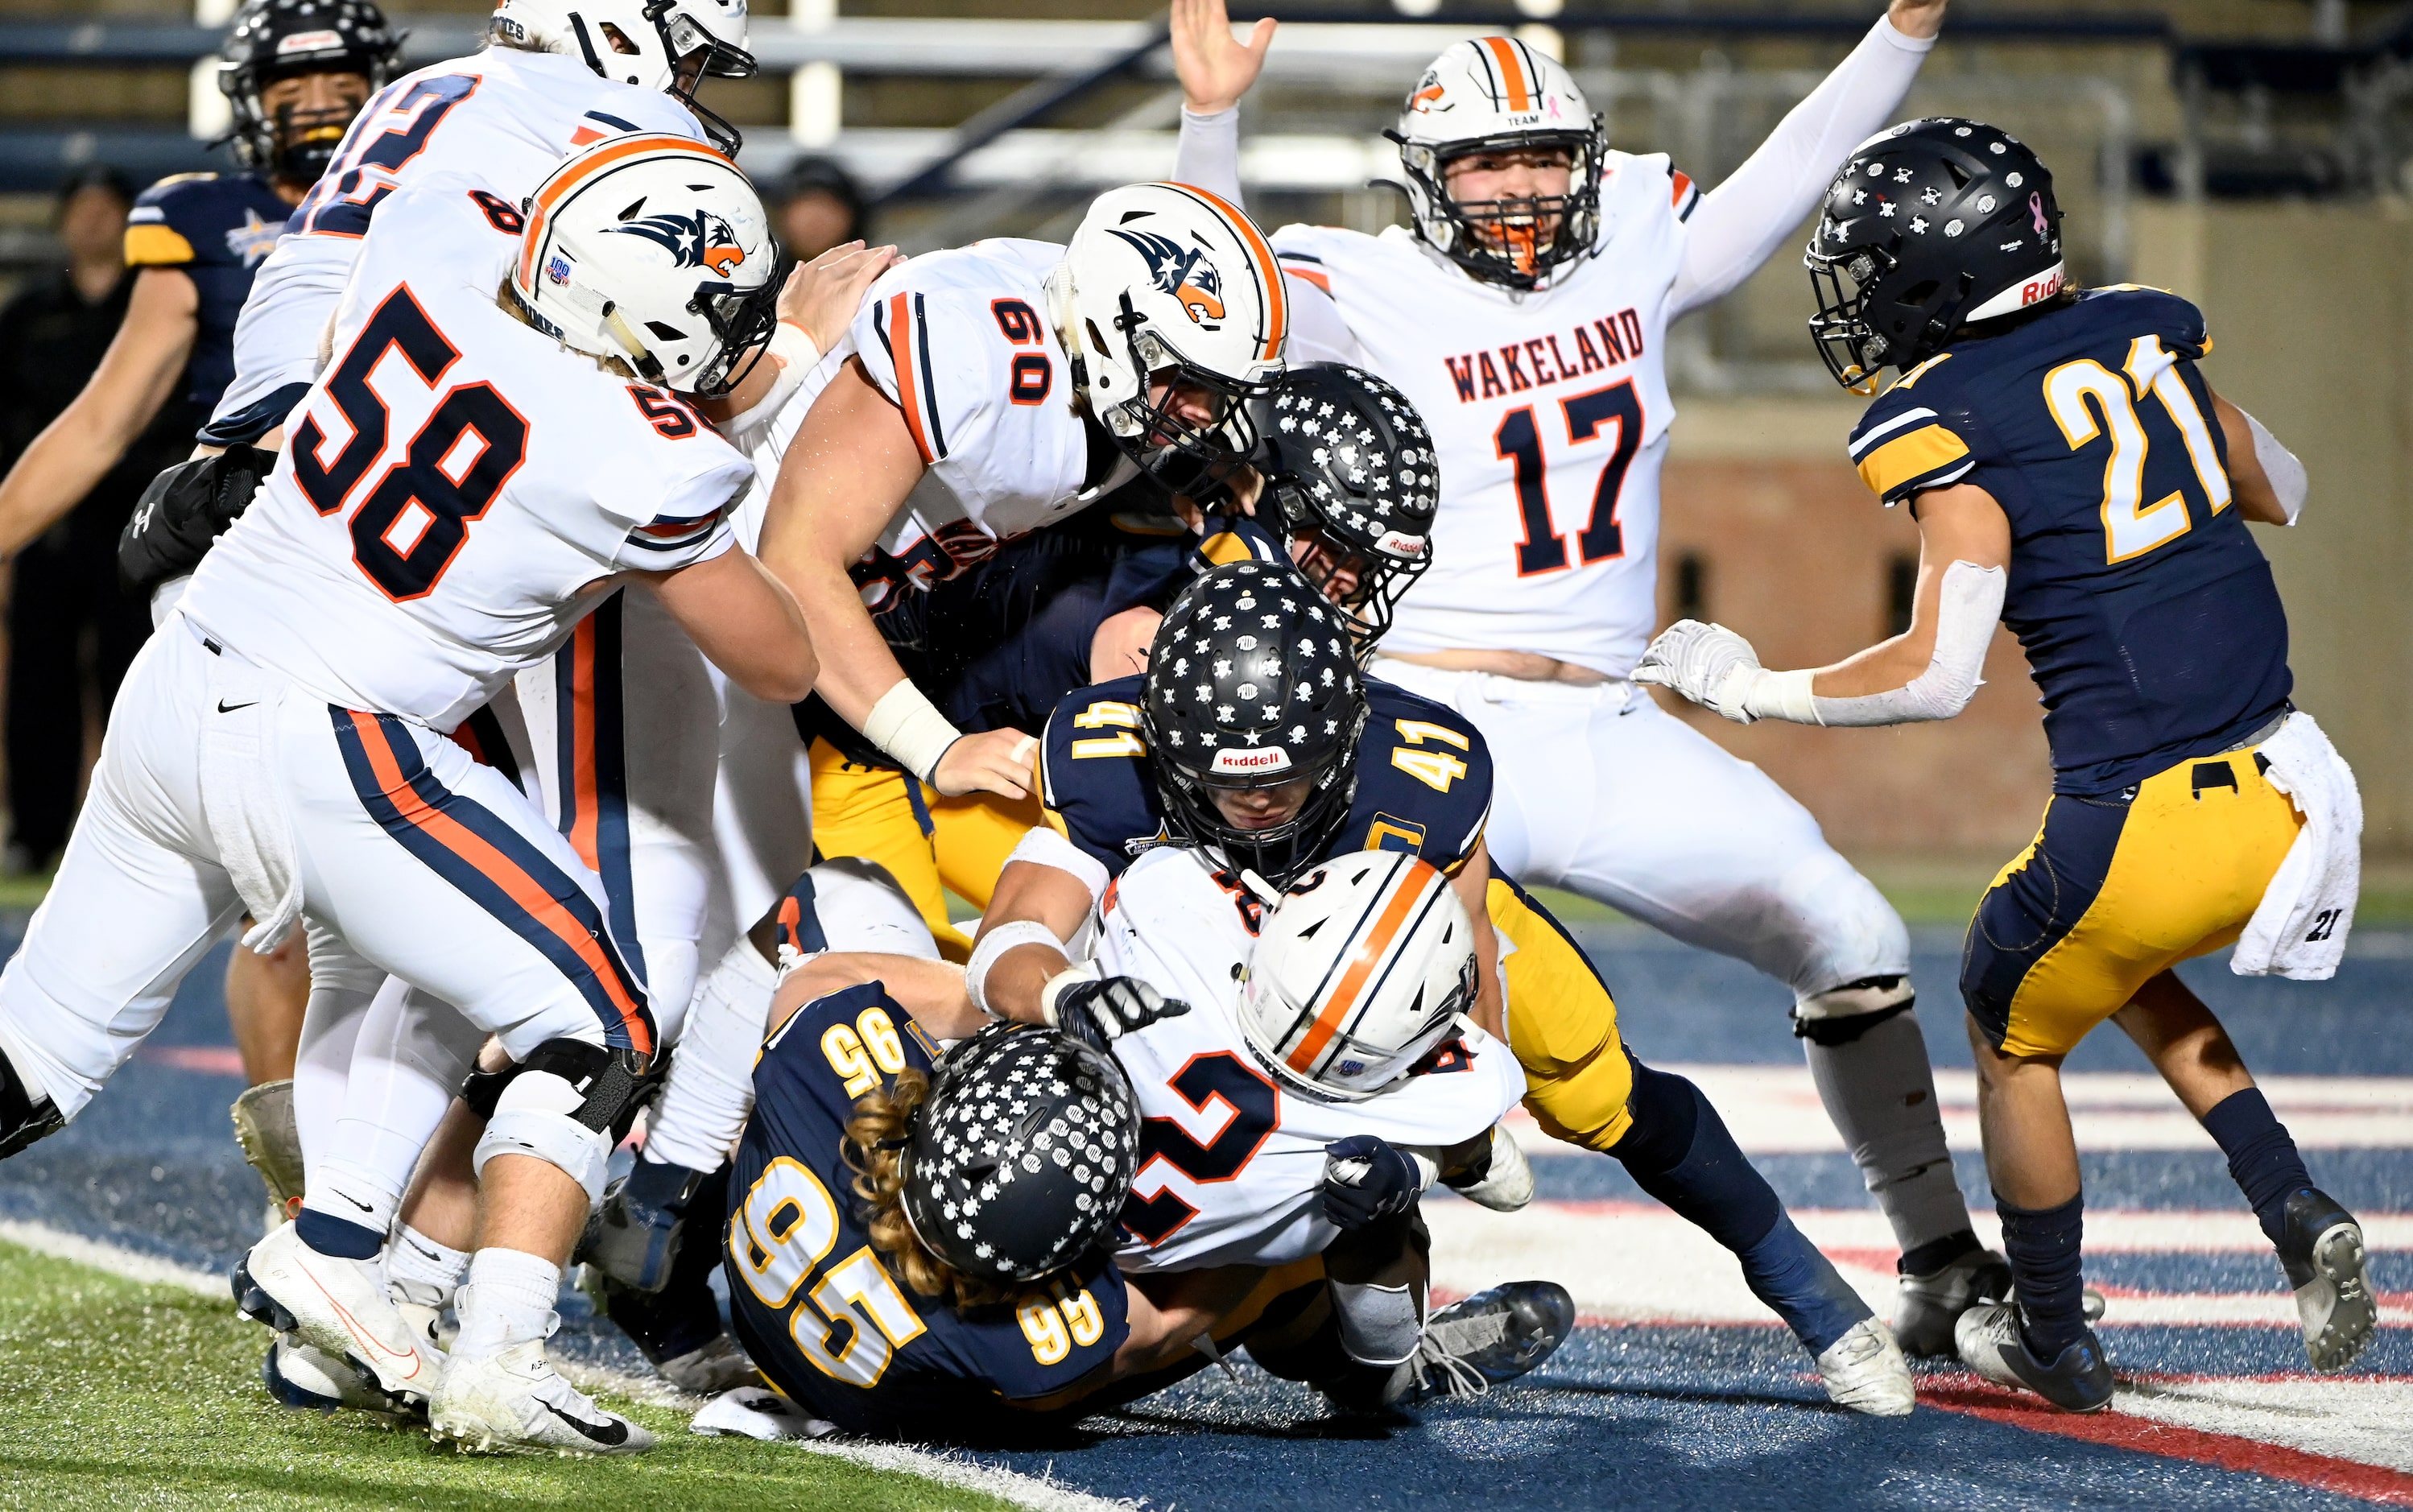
[841,1070,1019,1312]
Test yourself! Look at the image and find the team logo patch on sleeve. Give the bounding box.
[1105,229,1226,328]
[606,209,747,277]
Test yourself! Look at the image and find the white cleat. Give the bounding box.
[1816,1317,1915,1417]
[233,1222,440,1407]
[1444,1125,1535,1212]
[430,1340,655,1456]
[262,1339,416,1421]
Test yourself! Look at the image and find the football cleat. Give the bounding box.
[1955,1302,2113,1413]
[1390,1281,1574,1404]
[389,1276,456,1357]
[1441,1126,1535,1213]
[0,1043,62,1160]
[1815,1316,1915,1417]
[262,1339,416,1421]
[233,1222,440,1406]
[230,1080,305,1225]
[1894,1246,2011,1357]
[2278,1188,2376,1374]
[430,1340,655,1456]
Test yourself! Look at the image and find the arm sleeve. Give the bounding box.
[1668,17,1936,319]
[1804,560,2005,725]
[1174,105,1245,204]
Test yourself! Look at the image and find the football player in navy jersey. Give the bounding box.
[970,562,1923,1414]
[0,0,394,568]
[1639,118,2374,1412]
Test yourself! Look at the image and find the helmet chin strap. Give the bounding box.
[601,305,667,384]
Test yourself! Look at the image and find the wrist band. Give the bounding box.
[965,919,1064,1020]
[1035,963,1101,1028]
[860,680,961,783]
[1741,667,1821,725]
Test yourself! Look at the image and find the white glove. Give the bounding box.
[1634,620,1820,726]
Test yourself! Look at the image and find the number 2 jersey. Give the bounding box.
[1848,287,2291,795]
[177,186,751,731]
[204,47,702,445]
[1097,846,1525,1274]
[726,981,1130,1438]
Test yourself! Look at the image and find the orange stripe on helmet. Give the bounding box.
[1287,868,1435,1074]
[516,132,736,291]
[886,291,936,465]
[1161,182,1287,362]
[1481,35,1532,113]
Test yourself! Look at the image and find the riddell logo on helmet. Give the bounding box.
[1106,228,1227,328]
[2019,270,2065,308]
[276,28,345,55]
[1212,747,1292,775]
[608,209,748,278]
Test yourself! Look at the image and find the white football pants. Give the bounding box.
[0,619,646,1125]
[1373,661,1911,998]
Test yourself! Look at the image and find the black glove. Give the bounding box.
[1321,1134,1425,1230]
[1048,973,1188,1053]
[118,445,275,590]
[576,1155,713,1293]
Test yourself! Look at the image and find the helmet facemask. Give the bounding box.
[1392,128,1605,291]
[1262,485,1425,658]
[1805,243,1901,395]
[680,250,790,398]
[648,0,755,155]
[1095,308,1263,509]
[1147,724,1364,892]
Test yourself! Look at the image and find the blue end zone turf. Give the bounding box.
[2,923,2403,1508]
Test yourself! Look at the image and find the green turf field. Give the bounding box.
[0,1240,1009,1512]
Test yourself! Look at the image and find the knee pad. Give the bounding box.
[1792,975,1916,1047]
[1332,1279,1423,1368]
[469,1039,647,1204]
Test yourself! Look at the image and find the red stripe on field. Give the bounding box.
[135,1045,246,1076]
[1922,1378,2413,1507]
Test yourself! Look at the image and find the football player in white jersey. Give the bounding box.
[204,0,754,451]
[755,180,1288,812]
[0,137,809,1455]
[1165,0,2006,1351]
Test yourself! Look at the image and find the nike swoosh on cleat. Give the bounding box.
[296,1267,424,1379]
[539,1401,630,1448]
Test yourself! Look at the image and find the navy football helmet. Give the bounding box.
[1806,118,2065,390]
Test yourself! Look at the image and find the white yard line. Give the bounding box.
[0,1218,1138,1512]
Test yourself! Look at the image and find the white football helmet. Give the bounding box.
[1389,35,1605,291]
[490,0,754,151]
[1045,181,1287,502]
[510,134,783,397]
[1239,852,1479,1102]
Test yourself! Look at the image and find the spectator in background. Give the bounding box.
[0,167,188,874]
[768,155,868,259]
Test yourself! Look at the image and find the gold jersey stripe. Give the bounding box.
[123,224,195,266]
[1857,423,1972,500]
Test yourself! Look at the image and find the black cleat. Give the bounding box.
[1955,1303,2113,1413]
[1391,1281,1574,1405]
[0,1048,62,1160]
[2278,1188,2376,1374]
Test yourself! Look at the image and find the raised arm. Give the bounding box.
[1668,1,1946,320]
[1637,481,2010,727]
[0,268,195,557]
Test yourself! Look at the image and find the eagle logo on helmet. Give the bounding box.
[1105,227,1226,328]
[1408,70,1446,114]
[606,208,749,278]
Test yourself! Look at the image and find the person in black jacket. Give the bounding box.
[0,167,188,874]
